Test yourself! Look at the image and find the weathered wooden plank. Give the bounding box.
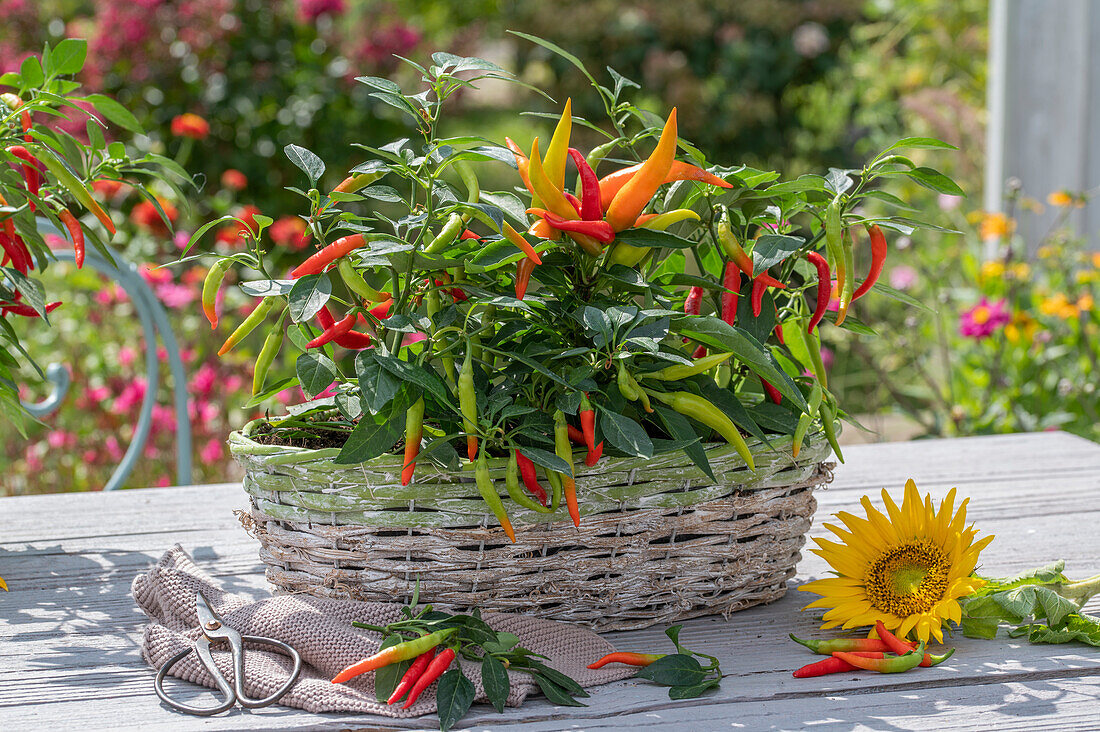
[1,432,1098,730]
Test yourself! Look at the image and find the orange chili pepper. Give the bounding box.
[603,109,678,231]
[599,159,731,211]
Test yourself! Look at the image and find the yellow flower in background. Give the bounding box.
[1040,293,1081,320]
[1005,311,1038,343]
[1010,262,1031,280]
[1079,294,1095,312]
[1093,252,1100,269]
[1038,245,1056,259]
[1048,190,1074,207]
[1078,270,1098,285]
[980,212,1015,241]
[979,260,1005,281]
[800,479,993,643]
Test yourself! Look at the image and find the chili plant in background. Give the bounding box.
[0,38,187,435]
[192,39,957,536]
[840,186,1100,441]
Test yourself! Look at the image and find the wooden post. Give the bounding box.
[985,0,1099,251]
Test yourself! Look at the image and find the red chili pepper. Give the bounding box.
[832,641,925,674]
[401,647,456,709]
[316,305,374,349]
[751,272,787,317]
[692,345,708,359]
[386,649,434,705]
[527,208,615,244]
[2,300,62,317]
[290,234,366,278]
[368,298,393,319]
[579,393,603,466]
[307,312,356,348]
[871,621,953,668]
[459,230,481,241]
[568,148,602,221]
[761,378,782,405]
[515,450,549,507]
[57,209,85,269]
[515,257,536,300]
[774,323,785,345]
[20,109,32,143]
[7,146,40,203]
[0,231,31,274]
[720,261,740,325]
[793,652,885,678]
[567,424,585,445]
[684,285,704,316]
[806,251,831,334]
[587,652,665,670]
[563,191,583,213]
[852,224,888,302]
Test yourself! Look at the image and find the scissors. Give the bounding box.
[154,592,303,716]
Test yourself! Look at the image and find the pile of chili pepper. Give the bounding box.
[331,589,588,730]
[789,621,954,678]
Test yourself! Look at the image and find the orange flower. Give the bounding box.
[170,113,210,140]
[1039,293,1080,320]
[1047,190,1074,208]
[216,204,262,245]
[92,179,124,199]
[979,212,1015,241]
[130,198,179,234]
[220,169,247,191]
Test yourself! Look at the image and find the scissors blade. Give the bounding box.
[195,592,221,631]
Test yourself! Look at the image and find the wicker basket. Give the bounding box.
[230,420,834,632]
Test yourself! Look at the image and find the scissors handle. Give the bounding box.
[154,635,303,716]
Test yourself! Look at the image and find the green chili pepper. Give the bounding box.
[825,197,847,323]
[792,381,823,459]
[837,229,855,326]
[804,326,829,390]
[402,397,425,486]
[585,139,619,176]
[644,352,733,381]
[425,289,455,386]
[459,347,478,461]
[648,390,755,471]
[252,309,287,395]
[425,163,478,254]
[546,470,563,511]
[331,627,457,684]
[553,410,580,527]
[217,296,277,356]
[820,399,845,464]
[505,450,551,513]
[33,146,116,235]
[617,362,651,412]
[338,257,389,302]
[201,260,231,329]
[476,447,515,541]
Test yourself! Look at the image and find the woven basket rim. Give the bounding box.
[229,416,823,471]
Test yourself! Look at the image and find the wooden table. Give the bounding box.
[3,432,1100,730]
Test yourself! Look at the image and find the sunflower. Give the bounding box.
[800,479,994,643]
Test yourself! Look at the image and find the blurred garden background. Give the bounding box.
[2,0,1097,494]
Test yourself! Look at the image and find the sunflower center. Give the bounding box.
[865,540,950,617]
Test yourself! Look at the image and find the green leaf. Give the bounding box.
[240,279,294,298]
[517,445,572,477]
[284,144,325,185]
[335,409,405,464]
[20,56,44,88]
[614,227,696,249]
[636,654,707,687]
[287,273,330,323]
[481,655,510,713]
[355,351,401,414]
[599,410,653,458]
[531,674,587,707]
[1011,613,1100,647]
[436,669,475,731]
[675,317,808,412]
[508,30,599,95]
[668,676,721,699]
[373,352,451,407]
[83,94,143,134]
[295,353,336,399]
[879,136,959,155]
[900,166,965,197]
[752,234,804,272]
[50,38,87,76]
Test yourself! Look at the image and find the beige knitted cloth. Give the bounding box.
[133,545,634,718]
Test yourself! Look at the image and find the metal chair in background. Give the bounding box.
[19,244,192,490]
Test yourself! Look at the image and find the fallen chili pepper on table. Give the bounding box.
[586,624,723,699]
[332,627,458,685]
[587,652,665,669]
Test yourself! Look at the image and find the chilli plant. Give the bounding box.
[1,38,187,435]
[192,41,959,538]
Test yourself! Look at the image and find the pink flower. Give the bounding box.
[118,346,137,368]
[938,194,962,211]
[959,297,1011,339]
[155,475,171,487]
[298,0,346,22]
[105,435,124,462]
[151,404,176,435]
[224,375,244,393]
[199,438,223,465]
[173,230,191,249]
[156,282,197,309]
[46,430,75,449]
[24,445,43,472]
[85,385,111,404]
[819,346,834,370]
[46,234,68,250]
[112,379,147,414]
[83,449,99,464]
[190,363,218,397]
[889,265,918,291]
